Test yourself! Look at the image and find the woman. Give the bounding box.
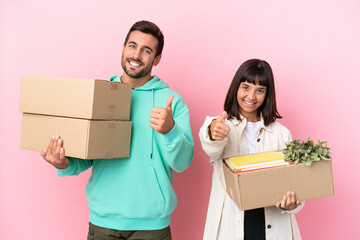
[199,59,304,240]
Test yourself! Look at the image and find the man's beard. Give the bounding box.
[121,56,153,79]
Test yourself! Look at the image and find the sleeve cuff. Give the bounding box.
[162,122,183,145]
[203,124,228,145]
[280,201,306,214]
[56,158,73,176]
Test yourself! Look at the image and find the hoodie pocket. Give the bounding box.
[88,166,165,219]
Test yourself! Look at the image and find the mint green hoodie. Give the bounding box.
[57,76,194,230]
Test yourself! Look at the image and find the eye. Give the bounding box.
[243,86,249,90]
[143,49,151,54]
[257,89,266,94]
[129,44,136,49]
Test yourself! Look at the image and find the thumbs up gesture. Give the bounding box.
[150,95,175,134]
[209,111,230,141]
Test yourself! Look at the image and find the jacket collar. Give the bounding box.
[229,114,273,133]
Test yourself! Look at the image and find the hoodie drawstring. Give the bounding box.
[150,89,154,159]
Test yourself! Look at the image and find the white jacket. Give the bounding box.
[199,115,304,240]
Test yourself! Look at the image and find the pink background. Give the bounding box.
[1,0,359,239]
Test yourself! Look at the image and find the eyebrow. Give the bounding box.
[128,41,153,53]
[143,46,153,52]
[128,40,135,44]
[241,82,267,89]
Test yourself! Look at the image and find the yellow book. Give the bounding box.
[225,151,284,169]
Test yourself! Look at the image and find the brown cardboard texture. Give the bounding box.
[19,76,131,120]
[21,113,132,159]
[223,160,334,211]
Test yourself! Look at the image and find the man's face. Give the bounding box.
[121,30,161,79]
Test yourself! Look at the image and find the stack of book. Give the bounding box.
[224,151,289,173]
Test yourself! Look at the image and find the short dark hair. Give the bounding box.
[224,59,282,126]
[124,20,164,57]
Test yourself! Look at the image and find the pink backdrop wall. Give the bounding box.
[1,0,359,239]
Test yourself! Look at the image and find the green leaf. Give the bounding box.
[282,137,331,167]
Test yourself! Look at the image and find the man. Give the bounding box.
[41,20,194,240]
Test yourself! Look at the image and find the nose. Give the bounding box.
[248,90,256,100]
[133,49,141,60]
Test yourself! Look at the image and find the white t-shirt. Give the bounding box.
[244,121,261,154]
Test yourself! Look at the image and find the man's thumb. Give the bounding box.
[218,111,228,122]
[166,95,174,110]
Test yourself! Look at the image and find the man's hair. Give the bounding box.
[224,59,282,126]
[124,20,164,57]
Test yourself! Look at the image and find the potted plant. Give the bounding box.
[282,138,331,166]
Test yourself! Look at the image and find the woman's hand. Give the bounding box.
[209,111,230,141]
[276,191,302,211]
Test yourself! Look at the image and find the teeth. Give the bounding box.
[129,61,140,67]
[244,100,255,105]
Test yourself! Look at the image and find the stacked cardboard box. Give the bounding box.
[20,76,132,159]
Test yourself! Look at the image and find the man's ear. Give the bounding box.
[153,54,162,66]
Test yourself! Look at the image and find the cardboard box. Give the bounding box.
[21,113,132,159]
[19,76,132,120]
[223,159,334,210]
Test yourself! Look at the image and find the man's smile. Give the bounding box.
[127,58,143,68]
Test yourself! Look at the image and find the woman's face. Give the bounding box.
[237,81,267,122]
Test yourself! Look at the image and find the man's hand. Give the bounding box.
[150,95,175,134]
[276,191,302,211]
[209,111,230,141]
[40,136,69,169]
